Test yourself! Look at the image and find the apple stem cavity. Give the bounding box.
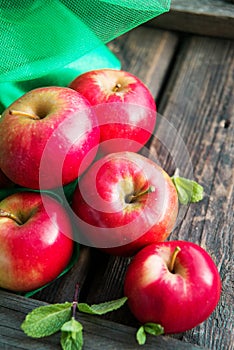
[113,83,122,92]
[9,110,40,120]
[169,246,181,273]
[126,185,155,203]
[0,208,23,225]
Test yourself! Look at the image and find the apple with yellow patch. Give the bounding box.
[0,192,74,292]
[69,69,156,154]
[71,152,178,256]
[0,87,100,189]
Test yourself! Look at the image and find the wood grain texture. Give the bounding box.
[0,290,206,350]
[107,26,179,98]
[151,0,234,39]
[156,35,234,350]
[170,0,234,15]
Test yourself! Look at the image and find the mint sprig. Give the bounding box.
[78,296,128,315]
[136,323,164,345]
[21,302,72,338]
[21,283,128,350]
[171,170,204,205]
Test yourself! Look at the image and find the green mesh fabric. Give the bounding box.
[0,0,170,110]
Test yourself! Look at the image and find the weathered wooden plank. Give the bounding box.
[143,35,234,349]
[151,0,234,39]
[169,0,234,16]
[0,290,207,350]
[85,35,234,349]
[155,35,234,350]
[107,26,179,97]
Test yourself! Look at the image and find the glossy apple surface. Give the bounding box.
[0,192,74,292]
[124,241,222,334]
[69,69,156,154]
[71,152,178,256]
[0,87,100,189]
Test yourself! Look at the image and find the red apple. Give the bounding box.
[71,151,178,256]
[0,86,100,190]
[69,69,156,154]
[0,191,74,292]
[124,241,222,334]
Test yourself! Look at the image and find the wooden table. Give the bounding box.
[0,2,233,349]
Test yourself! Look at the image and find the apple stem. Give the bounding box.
[113,83,122,92]
[9,110,40,120]
[0,208,23,225]
[72,283,80,318]
[169,246,181,273]
[126,185,155,203]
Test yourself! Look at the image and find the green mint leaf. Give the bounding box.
[136,323,164,345]
[171,175,204,205]
[61,317,83,333]
[61,329,83,350]
[21,302,72,338]
[136,325,146,345]
[144,323,164,336]
[60,318,83,350]
[78,296,128,315]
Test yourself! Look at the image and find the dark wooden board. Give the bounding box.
[107,26,179,98]
[0,290,207,350]
[84,33,234,349]
[151,0,234,39]
[153,34,234,350]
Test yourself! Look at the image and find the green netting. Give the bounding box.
[0,0,170,110]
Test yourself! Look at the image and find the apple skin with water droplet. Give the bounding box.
[69,69,156,154]
[124,241,222,334]
[0,192,74,292]
[0,86,100,190]
[71,151,178,256]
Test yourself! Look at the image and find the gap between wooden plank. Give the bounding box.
[150,0,234,39]
[150,35,234,350]
[0,290,207,350]
[169,0,234,16]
